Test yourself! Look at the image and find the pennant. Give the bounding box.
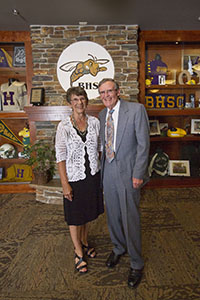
[0,120,23,146]
[0,48,13,68]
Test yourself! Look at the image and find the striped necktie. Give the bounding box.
[106,109,115,163]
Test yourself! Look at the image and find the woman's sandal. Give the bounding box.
[82,244,96,258]
[74,253,88,274]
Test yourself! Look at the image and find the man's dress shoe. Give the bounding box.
[106,251,121,268]
[128,268,143,288]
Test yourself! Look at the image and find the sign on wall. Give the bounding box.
[57,41,115,99]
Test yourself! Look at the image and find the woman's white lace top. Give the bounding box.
[55,115,101,182]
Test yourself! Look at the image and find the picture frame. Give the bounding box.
[159,122,168,136]
[182,54,200,75]
[13,46,26,67]
[0,167,4,180]
[191,119,200,134]
[149,120,160,136]
[30,88,44,105]
[169,160,190,177]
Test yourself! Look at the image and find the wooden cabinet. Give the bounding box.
[0,31,33,99]
[0,31,34,193]
[139,31,200,188]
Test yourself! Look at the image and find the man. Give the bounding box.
[98,78,150,288]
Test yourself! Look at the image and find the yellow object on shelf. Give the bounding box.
[167,127,187,138]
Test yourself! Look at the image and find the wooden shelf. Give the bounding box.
[0,182,35,194]
[147,108,200,116]
[146,177,200,188]
[0,67,25,73]
[0,111,28,119]
[0,67,26,85]
[146,84,200,89]
[0,158,27,163]
[150,135,200,142]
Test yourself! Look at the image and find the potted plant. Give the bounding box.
[25,141,56,185]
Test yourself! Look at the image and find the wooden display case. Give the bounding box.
[0,31,33,100]
[139,31,200,188]
[0,31,34,193]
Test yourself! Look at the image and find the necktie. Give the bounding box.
[106,109,115,163]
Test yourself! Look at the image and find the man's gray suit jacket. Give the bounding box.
[99,99,150,189]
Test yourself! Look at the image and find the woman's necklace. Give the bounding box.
[71,114,88,137]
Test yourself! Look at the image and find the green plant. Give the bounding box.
[25,141,56,178]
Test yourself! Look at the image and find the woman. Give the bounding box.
[55,86,104,274]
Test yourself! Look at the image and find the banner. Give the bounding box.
[145,94,186,109]
[0,120,23,146]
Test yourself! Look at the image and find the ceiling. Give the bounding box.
[1,0,200,31]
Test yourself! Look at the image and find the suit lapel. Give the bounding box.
[115,100,129,153]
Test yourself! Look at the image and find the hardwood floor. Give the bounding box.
[0,188,200,300]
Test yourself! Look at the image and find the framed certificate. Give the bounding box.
[30,88,44,105]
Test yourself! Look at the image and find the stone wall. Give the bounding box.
[29,24,139,201]
[31,179,63,204]
[34,121,58,144]
[30,24,139,106]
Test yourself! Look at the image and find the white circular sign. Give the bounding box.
[57,41,115,99]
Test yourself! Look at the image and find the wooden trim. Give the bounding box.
[24,104,105,121]
[0,111,28,119]
[139,30,200,42]
[138,37,146,104]
[24,105,72,121]
[147,108,200,116]
[0,31,31,42]
[24,40,33,100]
[0,183,35,194]
[145,177,200,188]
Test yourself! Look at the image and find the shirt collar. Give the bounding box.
[107,99,120,114]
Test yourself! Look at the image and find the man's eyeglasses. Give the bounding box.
[99,89,116,96]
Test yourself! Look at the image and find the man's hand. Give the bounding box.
[132,177,143,189]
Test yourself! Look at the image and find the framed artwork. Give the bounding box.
[191,119,200,134]
[13,46,26,67]
[149,120,160,136]
[159,122,168,136]
[182,54,200,75]
[169,160,190,177]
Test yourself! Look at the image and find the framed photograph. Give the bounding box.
[149,120,160,136]
[165,69,176,85]
[191,119,200,134]
[182,54,200,75]
[169,160,190,177]
[30,88,44,105]
[159,122,168,136]
[13,46,26,67]
[0,167,4,180]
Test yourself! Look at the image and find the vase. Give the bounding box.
[32,170,52,185]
